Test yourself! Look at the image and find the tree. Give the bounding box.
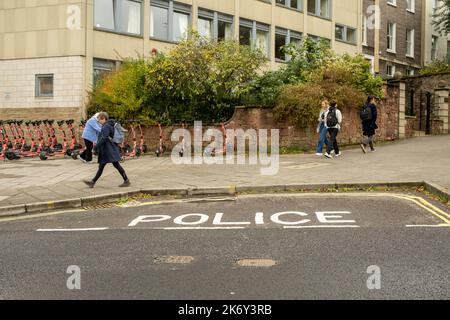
[432,0,450,35]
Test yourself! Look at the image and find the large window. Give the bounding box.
[406,29,414,57]
[94,0,142,35]
[387,22,396,53]
[35,74,54,98]
[275,28,302,61]
[335,24,356,44]
[431,35,438,60]
[150,0,191,42]
[239,19,270,58]
[276,0,302,10]
[406,0,415,12]
[308,0,331,19]
[198,9,233,41]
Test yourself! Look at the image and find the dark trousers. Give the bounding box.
[80,139,94,162]
[93,162,128,183]
[327,128,340,155]
[363,135,374,150]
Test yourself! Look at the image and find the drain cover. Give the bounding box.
[236,259,277,267]
[154,256,195,264]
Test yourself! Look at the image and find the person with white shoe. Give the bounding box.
[324,101,343,159]
[315,99,330,156]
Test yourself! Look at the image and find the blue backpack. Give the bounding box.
[112,122,126,145]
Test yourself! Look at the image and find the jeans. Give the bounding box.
[326,128,340,155]
[93,162,128,183]
[80,139,94,162]
[316,123,329,154]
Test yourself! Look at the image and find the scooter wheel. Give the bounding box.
[71,152,79,160]
[39,151,48,161]
[66,149,74,157]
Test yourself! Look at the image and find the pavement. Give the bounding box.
[0,135,449,213]
[0,193,449,299]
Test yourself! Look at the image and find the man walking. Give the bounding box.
[360,96,378,153]
[324,101,343,159]
[79,113,102,163]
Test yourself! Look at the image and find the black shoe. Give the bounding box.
[119,179,131,188]
[83,180,95,188]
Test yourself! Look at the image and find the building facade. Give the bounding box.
[362,0,423,78]
[422,0,450,66]
[0,0,365,120]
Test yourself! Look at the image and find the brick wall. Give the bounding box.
[127,84,400,152]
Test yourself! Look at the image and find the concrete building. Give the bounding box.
[362,0,424,78]
[0,0,365,120]
[422,0,450,66]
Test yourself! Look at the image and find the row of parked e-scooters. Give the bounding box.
[0,119,160,162]
[0,119,85,161]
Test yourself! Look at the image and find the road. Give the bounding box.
[0,192,449,300]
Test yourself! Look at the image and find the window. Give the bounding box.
[93,59,116,87]
[387,22,396,53]
[406,68,415,76]
[217,19,233,41]
[239,19,270,58]
[94,0,142,35]
[406,29,414,57]
[198,17,213,39]
[198,9,233,41]
[386,65,395,77]
[432,0,439,16]
[275,28,288,61]
[150,0,191,42]
[406,0,415,12]
[35,74,54,98]
[387,0,396,6]
[150,5,168,39]
[173,11,189,41]
[275,28,303,61]
[335,24,356,44]
[362,16,367,45]
[431,35,438,60]
[94,0,115,30]
[276,0,302,10]
[239,22,252,47]
[308,0,331,19]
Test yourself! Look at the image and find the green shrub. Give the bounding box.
[420,59,450,76]
[87,32,266,123]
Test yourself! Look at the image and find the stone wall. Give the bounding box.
[403,72,450,134]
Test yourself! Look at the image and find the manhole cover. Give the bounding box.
[236,259,277,267]
[154,256,195,264]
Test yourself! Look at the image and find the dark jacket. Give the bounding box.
[362,103,378,136]
[96,120,121,164]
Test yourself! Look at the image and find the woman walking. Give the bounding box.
[315,99,330,156]
[83,112,130,188]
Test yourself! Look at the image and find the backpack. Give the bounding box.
[112,122,126,145]
[360,104,373,121]
[326,108,338,127]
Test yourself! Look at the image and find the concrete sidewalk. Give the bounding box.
[0,135,449,210]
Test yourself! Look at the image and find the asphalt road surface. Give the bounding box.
[0,192,449,300]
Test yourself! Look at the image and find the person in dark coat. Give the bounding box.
[360,96,378,153]
[83,112,130,188]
